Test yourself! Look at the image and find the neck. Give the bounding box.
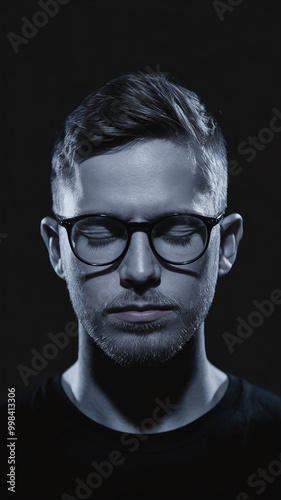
[62,323,228,433]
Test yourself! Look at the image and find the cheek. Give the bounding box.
[80,270,122,310]
[60,231,88,289]
[161,233,220,297]
[196,231,220,284]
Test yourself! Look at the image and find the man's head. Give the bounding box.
[41,72,243,368]
[50,71,228,215]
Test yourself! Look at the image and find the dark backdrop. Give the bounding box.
[1,0,281,401]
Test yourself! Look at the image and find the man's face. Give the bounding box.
[58,139,221,367]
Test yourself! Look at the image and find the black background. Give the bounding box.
[1,0,280,401]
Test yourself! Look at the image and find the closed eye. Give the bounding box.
[86,236,117,248]
[161,235,193,247]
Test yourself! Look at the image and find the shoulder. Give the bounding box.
[228,374,281,449]
[238,376,281,420]
[0,373,62,421]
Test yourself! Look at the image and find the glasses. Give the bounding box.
[55,213,223,266]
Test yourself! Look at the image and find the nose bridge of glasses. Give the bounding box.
[127,222,159,255]
[127,221,152,237]
[126,222,154,251]
[124,223,158,264]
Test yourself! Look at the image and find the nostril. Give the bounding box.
[119,257,161,287]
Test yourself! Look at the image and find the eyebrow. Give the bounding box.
[76,210,201,222]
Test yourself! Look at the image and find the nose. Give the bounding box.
[119,231,161,287]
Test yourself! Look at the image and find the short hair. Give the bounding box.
[51,71,228,213]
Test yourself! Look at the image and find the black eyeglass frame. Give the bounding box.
[55,212,224,266]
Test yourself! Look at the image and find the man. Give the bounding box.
[1,72,281,500]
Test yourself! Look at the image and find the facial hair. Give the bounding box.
[63,258,218,368]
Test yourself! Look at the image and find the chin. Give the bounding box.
[92,323,197,368]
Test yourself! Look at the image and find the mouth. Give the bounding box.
[106,304,176,323]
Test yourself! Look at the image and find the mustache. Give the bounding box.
[102,289,183,313]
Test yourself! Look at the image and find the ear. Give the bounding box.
[218,213,243,277]
[40,216,65,279]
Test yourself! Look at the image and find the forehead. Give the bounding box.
[61,139,213,219]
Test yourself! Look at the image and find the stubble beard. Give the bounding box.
[65,275,217,369]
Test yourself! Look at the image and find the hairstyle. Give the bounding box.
[51,71,228,213]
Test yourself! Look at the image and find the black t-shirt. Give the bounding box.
[1,373,281,500]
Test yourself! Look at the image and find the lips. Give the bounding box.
[107,304,175,323]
